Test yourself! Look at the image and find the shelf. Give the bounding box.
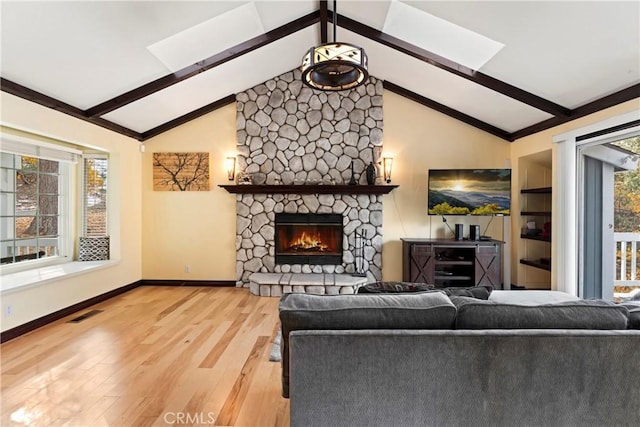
[520,187,552,194]
[521,211,551,216]
[435,261,474,266]
[435,276,472,281]
[520,234,551,242]
[218,184,398,195]
[520,259,551,271]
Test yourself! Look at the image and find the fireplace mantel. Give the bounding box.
[218,184,398,195]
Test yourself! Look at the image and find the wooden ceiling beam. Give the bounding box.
[0,78,143,140]
[85,11,321,118]
[334,13,572,118]
[509,83,640,141]
[320,1,328,44]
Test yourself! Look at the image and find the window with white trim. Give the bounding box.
[0,152,73,267]
[0,133,114,274]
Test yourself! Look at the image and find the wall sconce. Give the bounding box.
[225,156,236,181]
[383,157,393,183]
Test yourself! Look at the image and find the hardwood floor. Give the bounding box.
[0,287,289,426]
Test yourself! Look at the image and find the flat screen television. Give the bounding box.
[428,169,511,215]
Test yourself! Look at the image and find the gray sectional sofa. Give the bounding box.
[279,289,640,427]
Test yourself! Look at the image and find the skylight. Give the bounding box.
[147,2,264,72]
[383,0,504,71]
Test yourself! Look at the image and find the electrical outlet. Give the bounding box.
[4,305,12,317]
[185,265,191,273]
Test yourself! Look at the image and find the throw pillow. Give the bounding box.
[357,281,434,293]
[451,296,629,330]
[78,236,110,261]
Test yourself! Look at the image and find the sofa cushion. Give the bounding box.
[279,291,457,397]
[620,302,640,329]
[357,281,434,293]
[280,291,456,330]
[451,296,629,330]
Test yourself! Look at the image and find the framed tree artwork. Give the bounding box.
[153,152,210,191]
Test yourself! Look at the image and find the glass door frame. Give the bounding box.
[552,110,639,296]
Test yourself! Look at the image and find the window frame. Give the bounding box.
[80,153,109,238]
[0,133,79,274]
[0,154,74,274]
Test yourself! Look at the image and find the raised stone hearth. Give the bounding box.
[249,272,367,297]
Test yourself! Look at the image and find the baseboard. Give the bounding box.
[0,280,141,343]
[140,280,236,287]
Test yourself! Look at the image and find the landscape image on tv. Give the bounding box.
[428,169,511,215]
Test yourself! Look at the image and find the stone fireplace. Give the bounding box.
[234,193,383,286]
[233,69,385,287]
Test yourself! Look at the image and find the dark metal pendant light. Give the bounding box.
[301,0,369,91]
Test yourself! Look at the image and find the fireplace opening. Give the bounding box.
[275,213,343,265]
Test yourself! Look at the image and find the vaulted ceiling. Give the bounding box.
[1,1,639,142]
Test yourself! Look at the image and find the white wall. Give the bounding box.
[381,90,512,280]
[141,106,237,281]
[0,92,142,332]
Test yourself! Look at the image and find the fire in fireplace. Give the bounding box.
[275,213,343,265]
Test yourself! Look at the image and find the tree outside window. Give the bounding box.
[1,154,61,264]
[612,136,640,299]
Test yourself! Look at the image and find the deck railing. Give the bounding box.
[615,232,640,285]
[1,239,58,265]
[614,232,640,302]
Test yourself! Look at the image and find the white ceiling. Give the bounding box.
[1,1,638,141]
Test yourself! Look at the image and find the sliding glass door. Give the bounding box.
[578,136,639,300]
